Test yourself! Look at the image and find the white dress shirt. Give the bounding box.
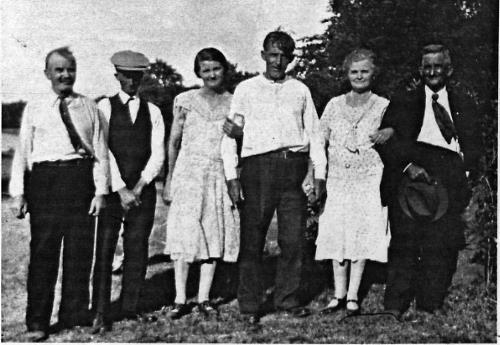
[226,75,323,178]
[98,91,165,192]
[9,91,110,196]
[417,86,460,153]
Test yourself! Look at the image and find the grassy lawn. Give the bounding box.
[1,184,496,343]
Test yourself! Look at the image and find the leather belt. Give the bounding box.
[34,157,93,168]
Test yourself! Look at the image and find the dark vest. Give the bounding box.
[108,94,152,188]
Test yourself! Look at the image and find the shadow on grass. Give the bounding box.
[110,241,343,320]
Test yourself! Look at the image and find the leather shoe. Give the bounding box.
[346,299,360,316]
[243,313,261,330]
[284,306,311,318]
[197,301,218,318]
[90,313,111,334]
[384,309,402,321]
[320,297,346,315]
[25,330,48,342]
[168,303,190,320]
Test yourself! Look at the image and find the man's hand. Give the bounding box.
[302,170,315,203]
[132,178,147,199]
[369,128,394,144]
[118,187,140,212]
[223,118,243,139]
[227,179,242,207]
[314,179,327,202]
[88,195,106,216]
[162,175,172,205]
[406,164,432,184]
[12,195,28,219]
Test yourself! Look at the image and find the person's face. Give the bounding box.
[115,70,145,96]
[198,60,225,90]
[44,53,76,97]
[261,43,292,81]
[347,59,375,93]
[419,52,453,92]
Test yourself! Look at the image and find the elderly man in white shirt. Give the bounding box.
[10,46,109,342]
[90,50,165,333]
[222,31,323,326]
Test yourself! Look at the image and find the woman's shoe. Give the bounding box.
[168,303,190,320]
[197,301,218,318]
[320,297,346,315]
[346,299,360,316]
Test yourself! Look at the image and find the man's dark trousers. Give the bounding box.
[26,159,94,332]
[92,184,156,316]
[238,151,308,314]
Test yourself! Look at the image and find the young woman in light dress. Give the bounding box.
[163,48,239,319]
[315,49,394,315]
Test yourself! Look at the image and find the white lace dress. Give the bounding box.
[315,93,390,263]
[164,89,240,263]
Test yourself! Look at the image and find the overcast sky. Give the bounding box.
[1,0,330,102]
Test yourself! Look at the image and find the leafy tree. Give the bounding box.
[225,62,259,93]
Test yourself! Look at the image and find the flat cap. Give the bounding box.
[110,50,150,71]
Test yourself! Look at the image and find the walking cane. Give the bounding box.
[89,215,98,309]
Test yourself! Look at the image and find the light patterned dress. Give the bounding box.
[315,93,390,263]
[165,89,240,263]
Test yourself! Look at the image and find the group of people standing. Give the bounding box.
[10,30,481,342]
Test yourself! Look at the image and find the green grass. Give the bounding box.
[1,185,496,343]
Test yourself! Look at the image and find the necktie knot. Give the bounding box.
[432,93,439,101]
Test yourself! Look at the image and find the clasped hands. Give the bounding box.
[118,178,147,212]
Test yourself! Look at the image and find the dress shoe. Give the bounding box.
[168,303,191,320]
[90,313,111,334]
[281,306,311,318]
[25,330,48,342]
[320,297,347,315]
[197,301,218,318]
[346,299,361,316]
[384,309,403,321]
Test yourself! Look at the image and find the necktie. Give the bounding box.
[59,97,93,157]
[431,93,457,144]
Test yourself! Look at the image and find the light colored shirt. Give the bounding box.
[9,91,110,196]
[98,91,165,192]
[226,75,323,177]
[417,85,460,153]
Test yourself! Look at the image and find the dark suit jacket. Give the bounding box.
[377,85,482,210]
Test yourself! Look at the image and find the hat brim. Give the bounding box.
[398,176,449,222]
[115,66,148,72]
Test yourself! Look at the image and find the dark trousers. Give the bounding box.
[91,184,156,317]
[26,159,94,332]
[238,152,308,314]
[383,202,461,313]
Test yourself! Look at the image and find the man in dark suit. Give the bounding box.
[380,44,482,318]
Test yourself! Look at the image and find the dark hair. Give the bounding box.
[194,47,228,78]
[45,46,76,70]
[421,43,452,66]
[342,48,380,77]
[262,31,295,59]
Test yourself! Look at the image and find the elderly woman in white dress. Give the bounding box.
[314,49,394,315]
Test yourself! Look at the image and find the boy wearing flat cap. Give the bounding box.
[91,50,165,333]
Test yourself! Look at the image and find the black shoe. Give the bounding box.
[25,330,48,342]
[384,309,403,321]
[346,299,360,316]
[320,297,346,315]
[197,301,218,318]
[242,313,261,330]
[168,303,190,320]
[90,313,111,334]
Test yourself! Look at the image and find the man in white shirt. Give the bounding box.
[380,44,482,319]
[222,31,323,325]
[91,50,165,333]
[10,47,109,342]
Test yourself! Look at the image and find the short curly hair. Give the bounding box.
[342,48,380,78]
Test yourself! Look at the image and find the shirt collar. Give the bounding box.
[118,90,138,104]
[259,73,293,85]
[51,90,77,107]
[425,85,448,100]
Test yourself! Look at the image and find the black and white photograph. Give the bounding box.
[1,0,497,342]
